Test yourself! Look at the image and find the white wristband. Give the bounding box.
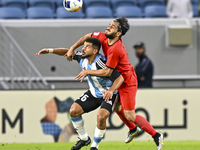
[49,48,54,53]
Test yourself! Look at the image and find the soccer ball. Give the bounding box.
[63,0,83,12]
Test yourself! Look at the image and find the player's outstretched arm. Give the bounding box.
[36,48,69,56]
[103,75,124,101]
[75,67,113,82]
[65,33,92,61]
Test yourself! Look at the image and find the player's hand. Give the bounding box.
[103,90,113,102]
[65,47,74,62]
[35,49,49,56]
[75,70,88,82]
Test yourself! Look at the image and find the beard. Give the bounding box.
[105,32,117,39]
[136,53,145,59]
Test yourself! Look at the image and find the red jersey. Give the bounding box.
[92,32,137,86]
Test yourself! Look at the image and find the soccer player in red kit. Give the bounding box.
[66,17,164,150]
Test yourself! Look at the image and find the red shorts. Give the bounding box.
[118,84,137,110]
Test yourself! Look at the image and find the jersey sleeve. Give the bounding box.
[96,58,121,82]
[73,51,82,63]
[92,32,106,43]
[106,47,120,69]
[96,58,106,69]
[109,69,121,82]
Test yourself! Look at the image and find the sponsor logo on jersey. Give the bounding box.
[94,32,100,36]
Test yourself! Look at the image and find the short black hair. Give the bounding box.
[114,17,130,37]
[85,37,101,52]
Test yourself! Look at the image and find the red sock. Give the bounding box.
[134,115,156,136]
[116,107,136,130]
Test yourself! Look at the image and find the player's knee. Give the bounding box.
[69,107,76,117]
[97,113,107,122]
[97,113,108,127]
[69,104,80,117]
[124,112,136,122]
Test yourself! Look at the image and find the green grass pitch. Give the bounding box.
[1,141,200,150]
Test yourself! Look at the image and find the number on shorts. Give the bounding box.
[80,94,89,102]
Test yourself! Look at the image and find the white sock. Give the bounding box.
[71,116,88,141]
[91,127,106,148]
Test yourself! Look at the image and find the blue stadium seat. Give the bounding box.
[138,0,165,10]
[192,5,199,17]
[2,0,28,13]
[144,5,167,18]
[84,0,110,7]
[86,6,113,18]
[0,7,25,19]
[190,0,199,17]
[115,6,142,18]
[110,0,137,8]
[56,6,84,18]
[190,0,199,5]
[55,0,63,7]
[27,7,54,19]
[29,0,55,11]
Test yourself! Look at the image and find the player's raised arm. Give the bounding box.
[65,33,92,61]
[36,48,69,56]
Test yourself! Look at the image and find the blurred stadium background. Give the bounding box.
[0,0,200,147]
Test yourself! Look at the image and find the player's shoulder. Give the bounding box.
[73,51,82,63]
[93,31,104,36]
[92,32,107,40]
[96,54,106,61]
[109,40,125,53]
[114,40,126,52]
[96,54,107,69]
[75,51,82,56]
[115,39,124,47]
[93,32,100,36]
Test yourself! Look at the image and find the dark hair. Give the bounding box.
[114,17,130,37]
[85,37,101,52]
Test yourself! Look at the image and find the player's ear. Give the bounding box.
[93,49,98,55]
[116,31,122,37]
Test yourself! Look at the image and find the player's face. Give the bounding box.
[105,22,119,39]
[82,42,94,58]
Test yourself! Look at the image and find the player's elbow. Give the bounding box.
[104,71,111,77]
[119,75,124,84]
[121,75,124,82]
[103,68,113,77]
